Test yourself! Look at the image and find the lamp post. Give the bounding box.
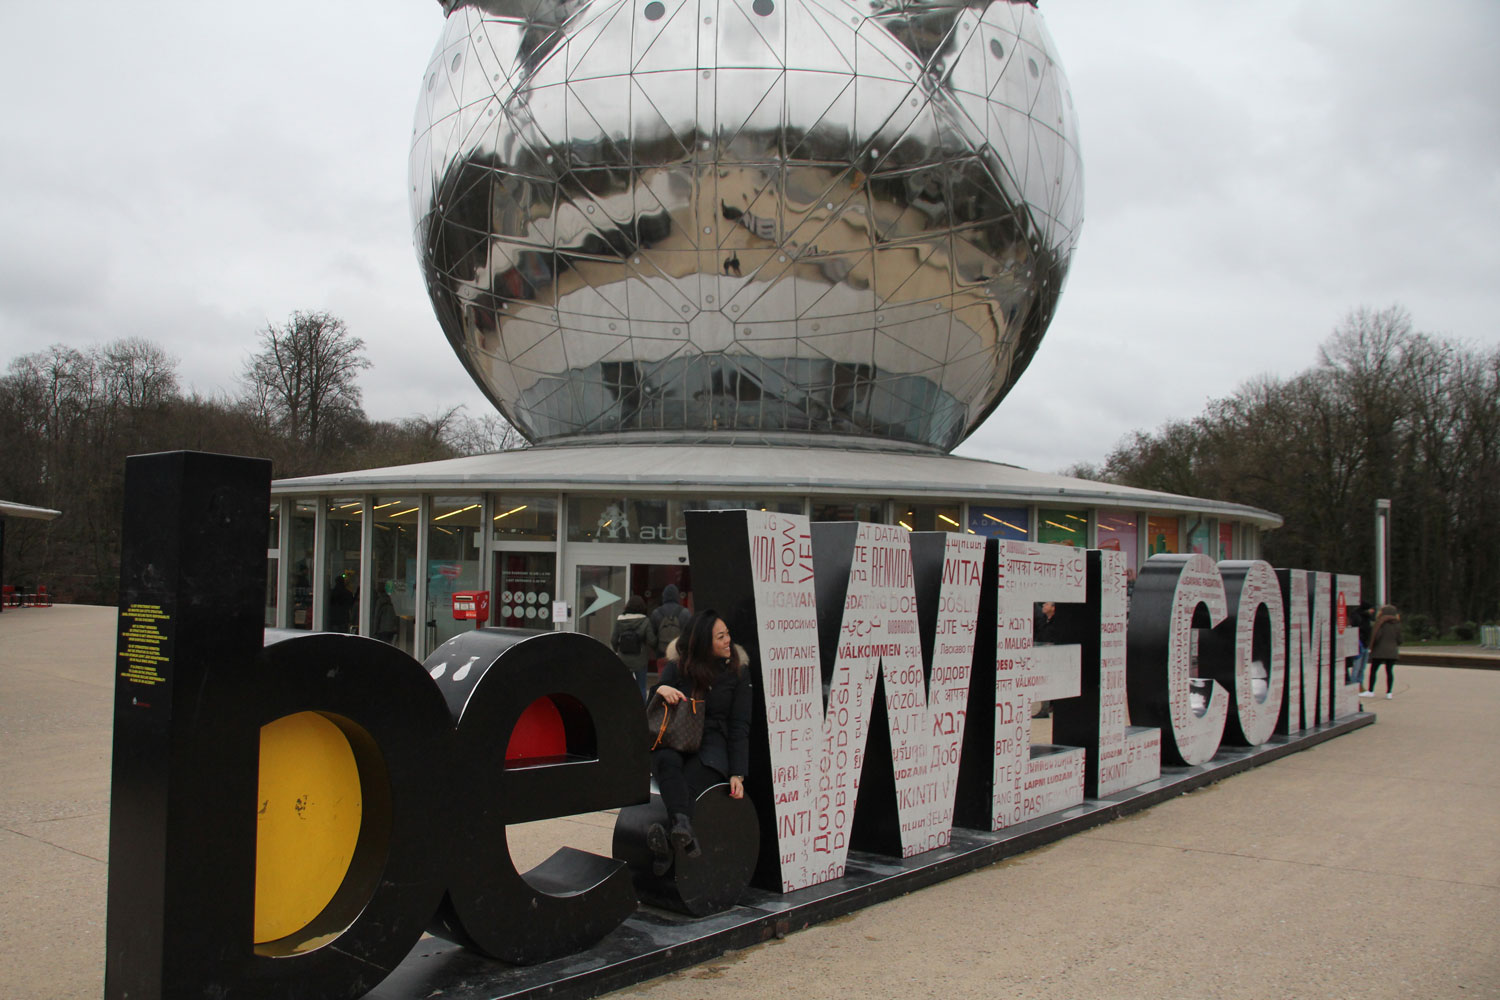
[1374,499,1392,607]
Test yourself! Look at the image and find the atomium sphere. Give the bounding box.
[411,0,1082,452]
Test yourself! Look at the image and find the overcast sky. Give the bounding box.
[2,1,1496,474]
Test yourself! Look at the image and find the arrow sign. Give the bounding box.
[580,585,622,619]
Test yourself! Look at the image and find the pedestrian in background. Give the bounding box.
[1350,598,1374,690]
[1364,603,1401,699]
[612,595,656,699]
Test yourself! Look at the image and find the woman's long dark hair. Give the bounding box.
[679,609,727,689]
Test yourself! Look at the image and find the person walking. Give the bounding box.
[373,583,399,644]
[1350,598,1374,690]
[1364,603,1401,699]
[327,574,355,634]
[649,584,692,663]
[611,595,656,699]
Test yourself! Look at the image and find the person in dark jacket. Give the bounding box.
[327,575,355,633]
[646,609,751,873]
[1366,604,1401,699]
[1350,598,1374,689]
[649,584,692,660]
[373,583,398,644]
[611,594,657,699]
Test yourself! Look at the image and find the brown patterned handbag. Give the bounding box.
[646,687,704,753]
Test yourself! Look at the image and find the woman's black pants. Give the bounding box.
[1369,658,1396,693]
[651,748,721,820]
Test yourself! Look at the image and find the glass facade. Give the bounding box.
[324,499,363,634]
[1187,520,1211,556]
[288,501,316,629]
[266,487,1267,661]
[265,503,280,627]
[967,505,1028,539]
[492,496,557,541]
[427,497,482,648]
[1146,515,1180,556]
[895,503,962,533]
[568,496,800,543]
[1038,509,1088,547]
[1096,510,1139,573]
[812,499,884,523]
[371,497,419,653]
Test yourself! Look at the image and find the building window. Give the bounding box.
[1146,515,1180,556]
[967,504,1028,539]
[895,503,962,532]
[288,502,316,629]
[324,498,363,634]
[1219,523,1234,560]
[569,496,645,543]
[1187,519,1212,556]
[812,499,884,523]
[491,495,557,541]
[428,497,482,647]
[567,496,800,543]
[1096,510,1139,573]
[1038,508,1088,546]
[265,503,280,628]
[370,497,419,654]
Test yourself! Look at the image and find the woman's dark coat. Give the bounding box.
[656,640,752,779]
[1370,608,1402,660]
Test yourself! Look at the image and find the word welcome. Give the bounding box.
[105,455,1361,1000]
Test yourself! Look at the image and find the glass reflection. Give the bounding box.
[967,503,1027,539]
[1038,508,1087,546]
[324,498,362,634]
[412,0,1083,451]
[428,498,483,648]
[371,498,419,653]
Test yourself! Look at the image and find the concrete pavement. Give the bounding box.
[2,605,1496,999]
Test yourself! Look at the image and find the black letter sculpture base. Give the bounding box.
[613,786,759,916]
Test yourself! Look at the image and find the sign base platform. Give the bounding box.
[369,712,1373,1000]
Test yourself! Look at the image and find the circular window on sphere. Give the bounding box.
[989,39,1003,59]
[645,1,665,19]
[1027,57,1039,78]
[753,0,774,15]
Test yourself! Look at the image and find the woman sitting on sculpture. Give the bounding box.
[646,609,751,873]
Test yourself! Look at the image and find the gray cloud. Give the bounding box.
[1,1,1495,474]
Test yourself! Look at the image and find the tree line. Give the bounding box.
[1069,306,1500,637]
[0,312,522,605]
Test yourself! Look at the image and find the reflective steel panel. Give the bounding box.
[412,0,1083,450]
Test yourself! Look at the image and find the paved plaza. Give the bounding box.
[2,604,1496,999]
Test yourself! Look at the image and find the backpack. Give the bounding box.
[616,621,642,655]
[656,609,685,653]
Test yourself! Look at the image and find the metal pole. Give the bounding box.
[1374,498,1391,607]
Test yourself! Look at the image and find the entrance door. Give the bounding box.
[565,546,692,651]
[574,563,630,647]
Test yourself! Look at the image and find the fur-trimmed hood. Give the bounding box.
[664,637,750,669]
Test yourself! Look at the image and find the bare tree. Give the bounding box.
[1092,306,1500,632]
[100,338,178,411]
[242,311,370,453]
[442,409,528,455]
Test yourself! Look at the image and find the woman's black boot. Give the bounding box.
[671,813,702,858]
[646,822,673,876]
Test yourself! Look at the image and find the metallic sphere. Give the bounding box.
[411,0,1082,451]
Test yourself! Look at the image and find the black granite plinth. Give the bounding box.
[366,711,1373,1000]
